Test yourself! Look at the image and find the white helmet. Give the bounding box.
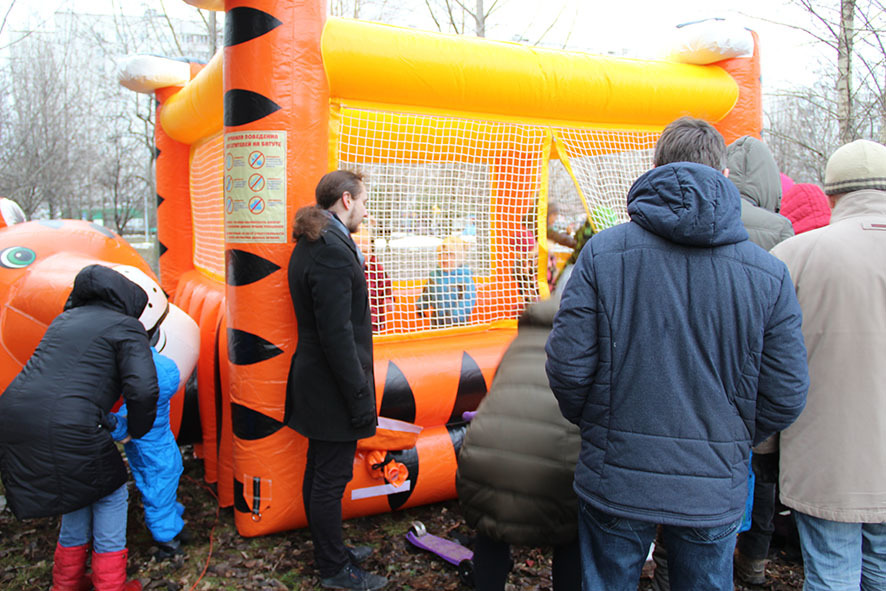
[0,198,26,229]
[111,265,169,333]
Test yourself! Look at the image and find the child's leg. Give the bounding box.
[91,484,129,553]
[55,504,94,591]
[142,472,185,543]
[59,504,93,548]
[132,442,185,544]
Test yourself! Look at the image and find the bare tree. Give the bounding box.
[766,83,841,183]
[423,0,504,37]
[788,0,886,142]
[0,32,92,218]
[766,0,886,183]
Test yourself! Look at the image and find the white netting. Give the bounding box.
[190,133,226,280]
[337,108,548,336]
[556,129,660,229]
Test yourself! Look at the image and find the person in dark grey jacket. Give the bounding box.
[0,263,162,591]
[546,117,808,591]
[287,170,386,591]
[457,296,581,591]
[727,135,798,585]
[727,135,794,250]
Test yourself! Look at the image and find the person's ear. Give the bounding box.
[342,191,352,210]
[722,167,730,178]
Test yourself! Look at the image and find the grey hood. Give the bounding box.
[727,136,782,213]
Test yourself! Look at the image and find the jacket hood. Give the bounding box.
[65,264,148,319]
[726,136,782,212]
[627,163,749,247]
[293,205,331,241]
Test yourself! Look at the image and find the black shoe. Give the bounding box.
[154,538,184,560]
[320,563,387,590]
[347,545,373,564]
[734,551,767,586]
[175,526,193,546]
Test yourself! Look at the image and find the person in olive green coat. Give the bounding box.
[456,296,581,591]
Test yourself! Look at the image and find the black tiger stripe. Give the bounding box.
[226,249,281,286]
[225,6,283,47]
[447,352,488,425]
[231,401,284,440]
[224,89,282,127]
[379,361,417,423]
[227,328,284,365]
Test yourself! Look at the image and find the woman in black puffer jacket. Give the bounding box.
[0,264,161,591]
[456,296,581,591]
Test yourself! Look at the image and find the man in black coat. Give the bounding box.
[287,170,387,591]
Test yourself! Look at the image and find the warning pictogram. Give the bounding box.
[225,198,234,214]
[248,151,265,169]
[248,174,265,192]
[225,176,234,193]
[225,153,234,170]
[248,196,265,215]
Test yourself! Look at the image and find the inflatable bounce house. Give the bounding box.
[0,0,763,538]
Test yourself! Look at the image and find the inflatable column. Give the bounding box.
[223,0,329,536]
[713,31,762,144]
[155,86,197,296]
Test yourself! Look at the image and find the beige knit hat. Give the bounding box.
[824,139,886,195]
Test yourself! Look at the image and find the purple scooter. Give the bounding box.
[406,521,474,587]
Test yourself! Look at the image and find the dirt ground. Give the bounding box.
[0,446,804,590]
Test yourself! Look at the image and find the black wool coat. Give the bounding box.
[286,216,377,442]
[0,265,159,519]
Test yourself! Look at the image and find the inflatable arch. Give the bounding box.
[115,2,762,536]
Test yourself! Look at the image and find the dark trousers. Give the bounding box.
[737,451,779,560]
[303,438,357,577]
[473,533,580,591]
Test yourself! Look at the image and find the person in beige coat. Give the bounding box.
[771,139,886,591]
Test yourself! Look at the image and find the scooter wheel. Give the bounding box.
[409,521,427,537]
[457,558,474,588]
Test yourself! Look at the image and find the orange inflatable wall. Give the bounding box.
[143,2,765,537]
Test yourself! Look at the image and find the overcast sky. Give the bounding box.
[2,0,830,92]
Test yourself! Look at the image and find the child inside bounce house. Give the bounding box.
[416,235,477,327]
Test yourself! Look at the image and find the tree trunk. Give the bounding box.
[475,0,485,37]
[880,70,886,145]
[208,11,217,57]
[836,0,855,144]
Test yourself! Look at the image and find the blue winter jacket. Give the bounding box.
[112,349,184,542]
[546,163,808,528]
[416,266,477,326]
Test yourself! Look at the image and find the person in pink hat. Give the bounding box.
[780,183,831,234]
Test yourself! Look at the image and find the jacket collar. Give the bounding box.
[831,189,886,223]
[323,210,364,266]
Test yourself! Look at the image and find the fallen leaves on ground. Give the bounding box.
[0,446,804,590]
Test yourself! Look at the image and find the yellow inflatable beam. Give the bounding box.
[158,17,739,144]
[160,50,224,144]
[322,18,738,128]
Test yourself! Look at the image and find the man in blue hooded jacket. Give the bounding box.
[545,117,809,591]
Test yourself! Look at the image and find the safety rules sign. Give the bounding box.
[223,131,287,243]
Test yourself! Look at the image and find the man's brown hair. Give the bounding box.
[653,116,726,171]
[315,170,364,209]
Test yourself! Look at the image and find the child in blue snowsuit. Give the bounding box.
[417,236,477,327]
[112,348,186,558]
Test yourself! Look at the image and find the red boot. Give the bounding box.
[91,549,141,591]
[52,543,93,591]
